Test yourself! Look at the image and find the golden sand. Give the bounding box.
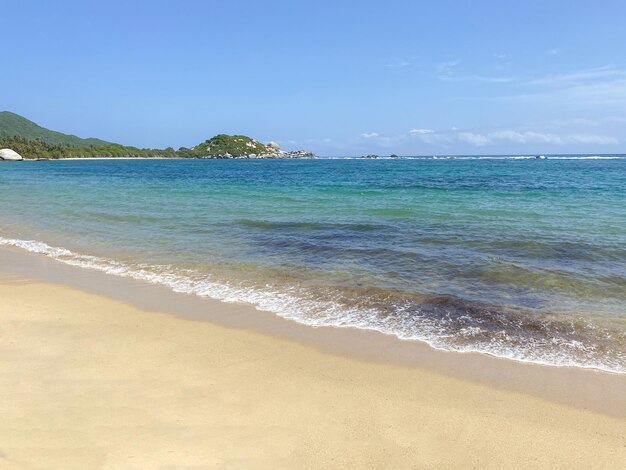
[0,278,624,469]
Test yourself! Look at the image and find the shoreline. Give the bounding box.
[1,244,625,419]
[19,156,315,161]
[1,247,625,468]
[24,156,181,160]
[12,154,626,161]
[1,235,622,376]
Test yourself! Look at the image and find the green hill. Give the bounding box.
[179,134,272,158]
[0,111,112,147]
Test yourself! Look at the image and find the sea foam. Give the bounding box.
[1,236,624,374]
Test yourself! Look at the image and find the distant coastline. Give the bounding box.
[0,111,316,160]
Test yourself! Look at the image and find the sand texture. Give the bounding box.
[0,278,624,469]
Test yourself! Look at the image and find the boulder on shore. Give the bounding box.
[0,149,23,161]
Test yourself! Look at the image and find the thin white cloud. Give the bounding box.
[408,128,451,144]
[505,78,626,107]
[567,134,619,145]
[436,59,461,80]
[361,133,407,147]
[436,64,626,105]
[481,65,626,111]
[437,66,515,83]
[528,66,626,86]
[458,130,618,146]
[437,57,516,83]
[438,74,515,83]
[551,116,626,127]
[359,127,618,150]
[359,129,450,148]
[385,58,412,68]
[416,134,451,145]
[550,118,601,127]
[458,132,490,146]
[438,59,461,70]
[490,130,563,144]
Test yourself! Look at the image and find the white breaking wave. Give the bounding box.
[545,156,624,160]
[322,155,626,160]
[0,236,623,374]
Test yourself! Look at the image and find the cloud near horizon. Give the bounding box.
[360,128,619,151]
[458,131,618,147]
[361,132,379,138]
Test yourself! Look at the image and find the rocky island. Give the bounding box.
[178,134,315,159]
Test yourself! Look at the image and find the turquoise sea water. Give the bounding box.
[1,156,625,372]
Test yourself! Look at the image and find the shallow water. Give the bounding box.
[1,156,625,372]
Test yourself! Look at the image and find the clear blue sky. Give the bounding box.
[3,0,626,155]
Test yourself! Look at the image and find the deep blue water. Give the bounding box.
[1,156,625,372]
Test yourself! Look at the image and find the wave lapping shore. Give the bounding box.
[1,235,624,373]
[1,157,625,373]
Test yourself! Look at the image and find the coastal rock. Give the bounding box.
[283,150,314,158]
[0,148,23,161]
[267,141,281,152]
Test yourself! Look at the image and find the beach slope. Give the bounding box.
[0,278,624,469]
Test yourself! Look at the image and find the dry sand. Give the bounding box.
[0,276,624,469]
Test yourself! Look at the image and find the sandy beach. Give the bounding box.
[0,251,624,469]
[4,1,626,467]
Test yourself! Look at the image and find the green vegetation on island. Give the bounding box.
[178,134,271,158]
[0,135,176,159]
[0,112,314,160]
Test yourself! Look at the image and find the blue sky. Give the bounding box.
[3,0,626,155]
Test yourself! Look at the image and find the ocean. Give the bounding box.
[1,156,625,373]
